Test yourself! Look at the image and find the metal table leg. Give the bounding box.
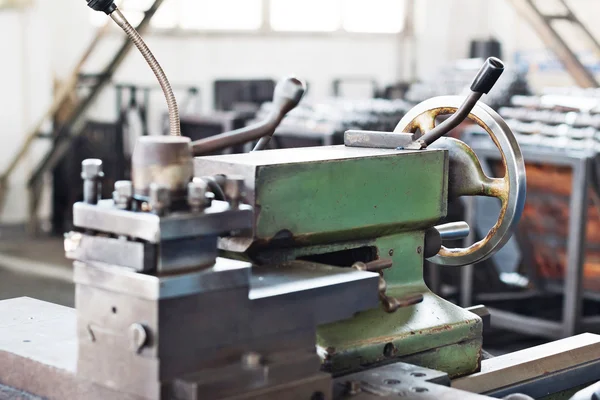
[461,196,477,307]
[562,158,590,337]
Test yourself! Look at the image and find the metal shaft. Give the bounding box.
[413,57,504,148]
[436,221,470,241]
[111,8,181,136]
[253,136,272,151]
[192,77,306,155]
[418,92,482,147]
[192,111,280,155]
[83,180,99,205]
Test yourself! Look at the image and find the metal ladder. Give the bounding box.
[508,0,600,88]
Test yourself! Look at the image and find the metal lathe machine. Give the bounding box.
[0,1,600,399]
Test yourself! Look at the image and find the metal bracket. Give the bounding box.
[344,130,415,149]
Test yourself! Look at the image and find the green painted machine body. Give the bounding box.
[318,233,482,378]
[196,146,447,246]
[195,144,483,377]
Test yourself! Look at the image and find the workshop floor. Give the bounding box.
[0,236,548,354]
[0,237,74,307]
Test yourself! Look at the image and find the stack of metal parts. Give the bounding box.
[251,97,413,145]
[405,58,530,109]
[497,88,600,150]
[464,87,600,337]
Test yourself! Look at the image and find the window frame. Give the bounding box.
[92,0,408,37]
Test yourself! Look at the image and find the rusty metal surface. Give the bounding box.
[413,92,483,149]
[394,96,526,267]
[351,260,424,313]
[317,287,483,378]
[241,229,482,378]
[248,234,483,378]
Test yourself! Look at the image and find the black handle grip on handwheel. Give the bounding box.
[470,57,504,94]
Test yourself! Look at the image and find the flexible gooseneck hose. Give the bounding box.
[110,8,181,136]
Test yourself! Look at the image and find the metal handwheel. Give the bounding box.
[395,95,526,267]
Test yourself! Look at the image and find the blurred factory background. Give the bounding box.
[0,0,595,229]
[1,0,600,352]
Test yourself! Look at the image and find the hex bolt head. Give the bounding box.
[128,323,148,353]
[81,159,104,204]
[115,180,133,197]
[64,232,83,253]
[149,183,171,216]
[81,159,104,180]
[224,176,246,208]
[187,180,209,212]
[113,180,133,210]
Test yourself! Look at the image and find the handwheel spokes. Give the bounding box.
[404,105,510,202]
[481,176,508,201]
[403,109,438,136]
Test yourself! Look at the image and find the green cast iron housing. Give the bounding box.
[195,145,483,377]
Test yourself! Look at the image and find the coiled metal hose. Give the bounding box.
[111,8,181,136]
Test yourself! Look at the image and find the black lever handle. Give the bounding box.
[470,57,504,94]
[252,77,306,151]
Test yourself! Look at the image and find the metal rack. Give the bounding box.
[467,136,599,339]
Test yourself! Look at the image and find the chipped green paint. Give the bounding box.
[253,149,448,244]
[401,340,482,378]
[317,233,483,378]
[205,144,483,379]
